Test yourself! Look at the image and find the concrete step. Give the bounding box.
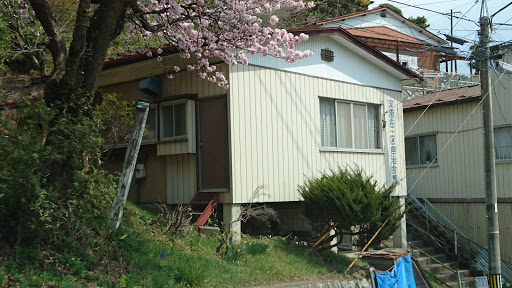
[423,261,460,274]
[445,278,477,288]
[415,253,451,266]
[437,269,472,283]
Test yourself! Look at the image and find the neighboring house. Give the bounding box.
[403,54,512,263]
[99,27,421,244]
[316,7,449,72]
[316,7,476,94]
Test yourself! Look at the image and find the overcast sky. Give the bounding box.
[368,0,512,74]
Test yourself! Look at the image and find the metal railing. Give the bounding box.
[407,186,512,286]
[403,70,480,97]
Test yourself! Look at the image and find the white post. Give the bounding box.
[393,196,407,249]
[223,203,241,244]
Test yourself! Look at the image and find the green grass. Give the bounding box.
[1,202,362,287]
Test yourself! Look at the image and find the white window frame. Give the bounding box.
[320,98,382,153]
[141,104,158,144]
[494,125,512,163]
[405,134,438,167]
[159,100,189,142]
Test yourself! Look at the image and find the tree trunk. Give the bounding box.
[29,0,129,187]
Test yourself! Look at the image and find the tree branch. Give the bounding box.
[82,0,128,93]
[62,0,91,90]
[28,0,66,79]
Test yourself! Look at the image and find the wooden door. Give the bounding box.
[197,96,229,191]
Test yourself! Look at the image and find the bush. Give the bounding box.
[0,96,117,248]
[299,167,403,249]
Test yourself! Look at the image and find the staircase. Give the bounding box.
[408,225,483,288]
[187,192,219,226]
[407,186,512,287]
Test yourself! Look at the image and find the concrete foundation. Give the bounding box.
[223,203,241,244]
[392,196,407,249]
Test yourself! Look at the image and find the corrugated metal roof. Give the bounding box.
[315,6,447,44]
[403,84,481,111]
[345,26,424,45]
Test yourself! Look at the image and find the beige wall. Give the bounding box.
[99,57,230,204]
[434,203,512,263]
[404,102,488,199]
[229,64,407,204]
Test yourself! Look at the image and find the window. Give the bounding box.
[142,106,157,142]
[160,102,187,140]
[320,98,381,150]
[405,135,437,166]
[495,126,512,161]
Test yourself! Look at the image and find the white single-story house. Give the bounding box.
[100,27,421,245]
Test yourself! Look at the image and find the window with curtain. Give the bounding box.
[160,102,187,140]
[494,126,512,161]
[405,135,437,166]
[319,98,381,150]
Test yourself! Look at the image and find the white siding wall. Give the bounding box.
[229,64,406,204]
[244,37,403,91]
[322,12,442,46]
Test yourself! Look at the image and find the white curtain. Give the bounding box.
[352,103,367,149]
[320,98,336,147]
[337,102,352,148]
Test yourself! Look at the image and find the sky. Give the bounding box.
[368,0,512,74]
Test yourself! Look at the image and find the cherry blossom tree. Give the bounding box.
[14,0,314,183]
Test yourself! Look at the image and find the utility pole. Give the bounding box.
[450,9,454,73]
[479,15,502,288]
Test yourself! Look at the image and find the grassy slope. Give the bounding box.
[1,202,362,287]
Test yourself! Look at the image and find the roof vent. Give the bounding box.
[380,12,387,18]
[321,48,334,62]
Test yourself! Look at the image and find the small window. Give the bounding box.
[160,102,187,141]
[495,126,512,161]
[405,135,437,166]
[320,98,381,150]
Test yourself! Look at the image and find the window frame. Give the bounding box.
[141,104,158,144]
[159,99,189,142]
[405,134,439,168]
[320,97,383,153]
[494,125,512,163]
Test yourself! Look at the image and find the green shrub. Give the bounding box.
[0,96,117,248]
[299,167,403,249]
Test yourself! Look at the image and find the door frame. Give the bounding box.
[196,95,230,192]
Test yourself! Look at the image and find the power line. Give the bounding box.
[406,71,506,194]
[491,1,512,19]
[384,0,479,24]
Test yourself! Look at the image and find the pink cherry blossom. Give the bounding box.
[125,0,315,87]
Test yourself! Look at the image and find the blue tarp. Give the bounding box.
[375,253,417,288]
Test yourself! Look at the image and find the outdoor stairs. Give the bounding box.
[187,192,219,226]
[408,226,484,288]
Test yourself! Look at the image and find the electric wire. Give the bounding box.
[406,71,505,194]
[369,70,464,180]
[491,59,512,92]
